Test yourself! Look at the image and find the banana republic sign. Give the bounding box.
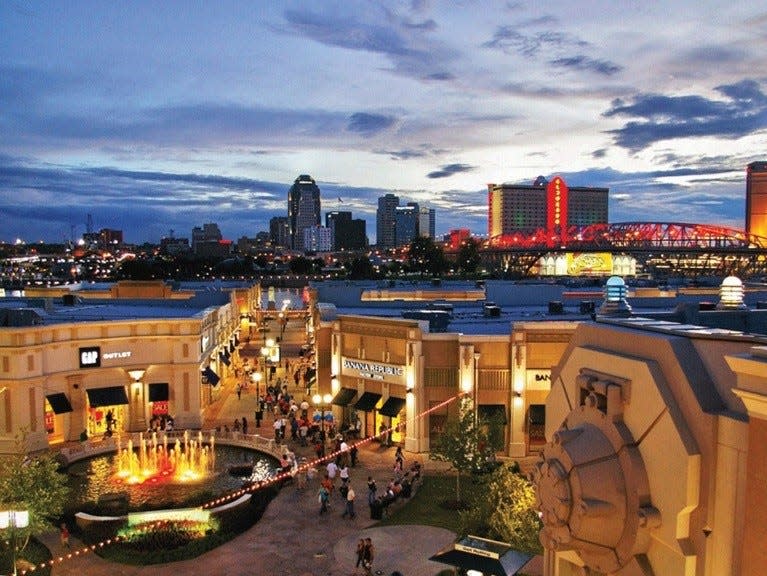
[341,357,406,385]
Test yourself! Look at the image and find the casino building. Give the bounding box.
[488,176,608,243]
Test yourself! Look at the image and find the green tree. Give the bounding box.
[457,237,482,277]
[459,464,543,555]
[0,433,70,562]
[429,397,503,504]
[347,257,375,280]
[407,237,446,277]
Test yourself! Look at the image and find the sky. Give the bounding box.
[2,1,767,246]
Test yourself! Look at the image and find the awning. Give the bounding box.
[202,366,220,386]
[429,535,533,576]
[46,393,73,414]
[148,383,169,402]
[229,340,235,353]
[219,350,231,366]
[479,404,508,424]
[331,387,357,406]
[233,333,240,346]
[86,386,129,408]
[354,391,382,411]
[379,396,406,417]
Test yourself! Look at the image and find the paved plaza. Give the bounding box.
[36,323,541,576]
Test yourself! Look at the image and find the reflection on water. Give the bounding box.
[67,445,277,510]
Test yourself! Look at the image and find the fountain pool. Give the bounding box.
[66,439,277,511]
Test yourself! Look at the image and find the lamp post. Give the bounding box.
[0,509,29,576]
[260,345,270,383]
[313,393,333,434]
[251,371,262,399]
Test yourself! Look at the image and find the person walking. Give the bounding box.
[362,537,375,575]
[60,522,70,548]
[355,538,365,571]
[318,484,330,515]
[341,484,356,519]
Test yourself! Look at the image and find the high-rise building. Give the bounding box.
[487,176,608,240]
[326,211,367,250]
[418,207,435,239]
[395,203,419,246]
[287,175,321,251]
[376,193,399,249]
[269,216,290,248]
[746,161,767,238]
[303,225,333,252]
[191,223,223,255]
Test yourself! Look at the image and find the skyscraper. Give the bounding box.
[326,211,367,250]
[287,175,321,251]
[418,207,435,239]
[376,193,399,249]
[395,203,419,246]
[746,161,767,238]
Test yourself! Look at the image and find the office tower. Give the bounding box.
[376,193,399,249]
[326,211,367,251]
[746,161,767,238]
[418,207,436,239]
[288,175,321,251]
[269,216,290,248]
[487,176,608,239]
[303,225,333,252]
[191,222,223,254]
[395,203,419,246]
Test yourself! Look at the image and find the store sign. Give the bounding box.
[341,357,405,384]
[526,370,551,391]
[79,346,101,368]
[103,351,132,360]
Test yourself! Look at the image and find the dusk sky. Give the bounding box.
[2,1,767,245]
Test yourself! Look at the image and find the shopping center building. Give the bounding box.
[0,281,257,454]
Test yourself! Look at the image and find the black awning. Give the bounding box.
[429,536,533,576]
[379,396,406,417]
[86,386,129,408]
[46,393,73,414]
[353,391,382,411]
[234,333,240,346]
[202,366,220,386]
[148,383,169,402]
[332,387,357,406]
[229,340,235,353]
[479,404,508,424]
[219,350,231,366]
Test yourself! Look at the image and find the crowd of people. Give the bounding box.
[222,337,424,576]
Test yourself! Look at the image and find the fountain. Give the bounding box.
[114,430,216,485]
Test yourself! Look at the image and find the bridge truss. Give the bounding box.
[477,222,767,278]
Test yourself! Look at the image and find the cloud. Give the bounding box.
[427,163,476,179]
[549,55,621,76]
[603,79,767,151]
[592,148,607,159]
[347,112,397,135]
[280,5,456,82]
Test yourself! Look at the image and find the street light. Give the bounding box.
[0,509,29,576]
[313,393,333,433]
[251,371,262,399]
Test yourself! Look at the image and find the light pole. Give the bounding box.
[260,345,270,384]
[251,371,262,399]
[0,509,29,576]
[313,393,333,433]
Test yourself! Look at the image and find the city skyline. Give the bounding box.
[1,1,767,244]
